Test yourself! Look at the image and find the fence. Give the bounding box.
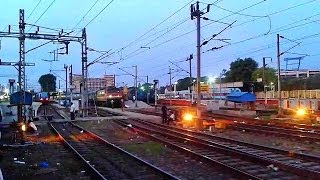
[256,89,320,99]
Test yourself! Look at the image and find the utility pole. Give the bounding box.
[219,73,222,100]
[277,34,282,115]
[191,1,206,130]
[59,80,61,105]
[134,65,138,107]
[146,75,150,104]
[263,57,266,105]
[69,65,73,102]
[153,80,159,108]
[186,54,193,99]
[168,66,174,106]
[262,57,272,105]
[81,28,88,117]
[64,64,68,106]
[18,9,26,123]
[0,9,87,120]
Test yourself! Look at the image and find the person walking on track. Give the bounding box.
[161,105,168,124]
[70,102,76,120]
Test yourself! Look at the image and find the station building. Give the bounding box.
[71,74,115,93]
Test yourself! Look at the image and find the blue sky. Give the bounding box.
[0,0,319,90]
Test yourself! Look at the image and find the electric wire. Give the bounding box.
[27,0,42,20]
[120,0,194,51]
[79,0,115,30]
[129,0,318,60]
[32,0,56,25]
[121,0,269,61]
[73,0,100,30]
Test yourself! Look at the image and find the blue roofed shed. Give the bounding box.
[226,92,256,103]
[10,91,33,106]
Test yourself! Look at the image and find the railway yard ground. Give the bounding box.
[0,103,320,179]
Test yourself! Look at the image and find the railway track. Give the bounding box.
[126,108,320,142]
[38,104,65,120]
[49,121,178,180]
[112,118,320,179]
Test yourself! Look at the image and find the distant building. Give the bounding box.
[71,74,115,93]
[275,69,320,78]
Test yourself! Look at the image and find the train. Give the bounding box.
[34,92,50,104]
[88,87,123,108]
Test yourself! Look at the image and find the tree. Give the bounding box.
[38,74,56,92]
[175,76,209,91]
[224,58,258,82]
[251,67,277,85]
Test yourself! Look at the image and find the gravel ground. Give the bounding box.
[76,119,236,180]
[210,129,320,156]
[131,108,320,156]
[0,122,91,180]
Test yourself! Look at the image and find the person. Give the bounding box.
[28,106,33,121]
[161,105,167,124]
[27,120,37,133]
[168,110,175,125]
[121,98,124,112]
[70,102,76,120]
[132,95,136,103]
[111,99,114,109]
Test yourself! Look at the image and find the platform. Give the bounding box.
[98,107,162,123]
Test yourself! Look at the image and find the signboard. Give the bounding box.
[257,78,262,82]
[194,84,209,93]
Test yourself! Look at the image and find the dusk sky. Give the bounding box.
[0,0,319,90]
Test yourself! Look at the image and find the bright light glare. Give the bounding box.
[296,109,306,116]
[21,124,26,132]
[183,113,193,121]
[209,76,216,83]
[140,87,145,91]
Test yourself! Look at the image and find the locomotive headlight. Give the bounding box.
[108,95,113,98]
[183,113,193,122]
[296,108,306,116]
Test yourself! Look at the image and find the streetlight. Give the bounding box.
[208,76,216,99]
[174,81,178,98]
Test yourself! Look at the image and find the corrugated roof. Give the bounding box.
[226,92,248,97]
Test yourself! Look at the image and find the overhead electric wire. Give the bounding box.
[121,0,269,61]
[120,0,194,51]
[27,0,42,20]
[73,0,100,30]
[82,0,114,29]
[33,0,56,25]
[93,0,202,63]
[132,0,317,59]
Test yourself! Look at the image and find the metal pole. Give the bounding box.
[196,1,203,130]
[169,66,172,106]
[70,65,73,102]
[147,75,149,104]
[154,81,157,108]
[64,64,68,106]
[277,34,282,115]
[219,73,222,100]
[59,80,61,105]
[263,57,267,105]
[189,56,192,101]
[18,9,26,123]
[134,65,138,107]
